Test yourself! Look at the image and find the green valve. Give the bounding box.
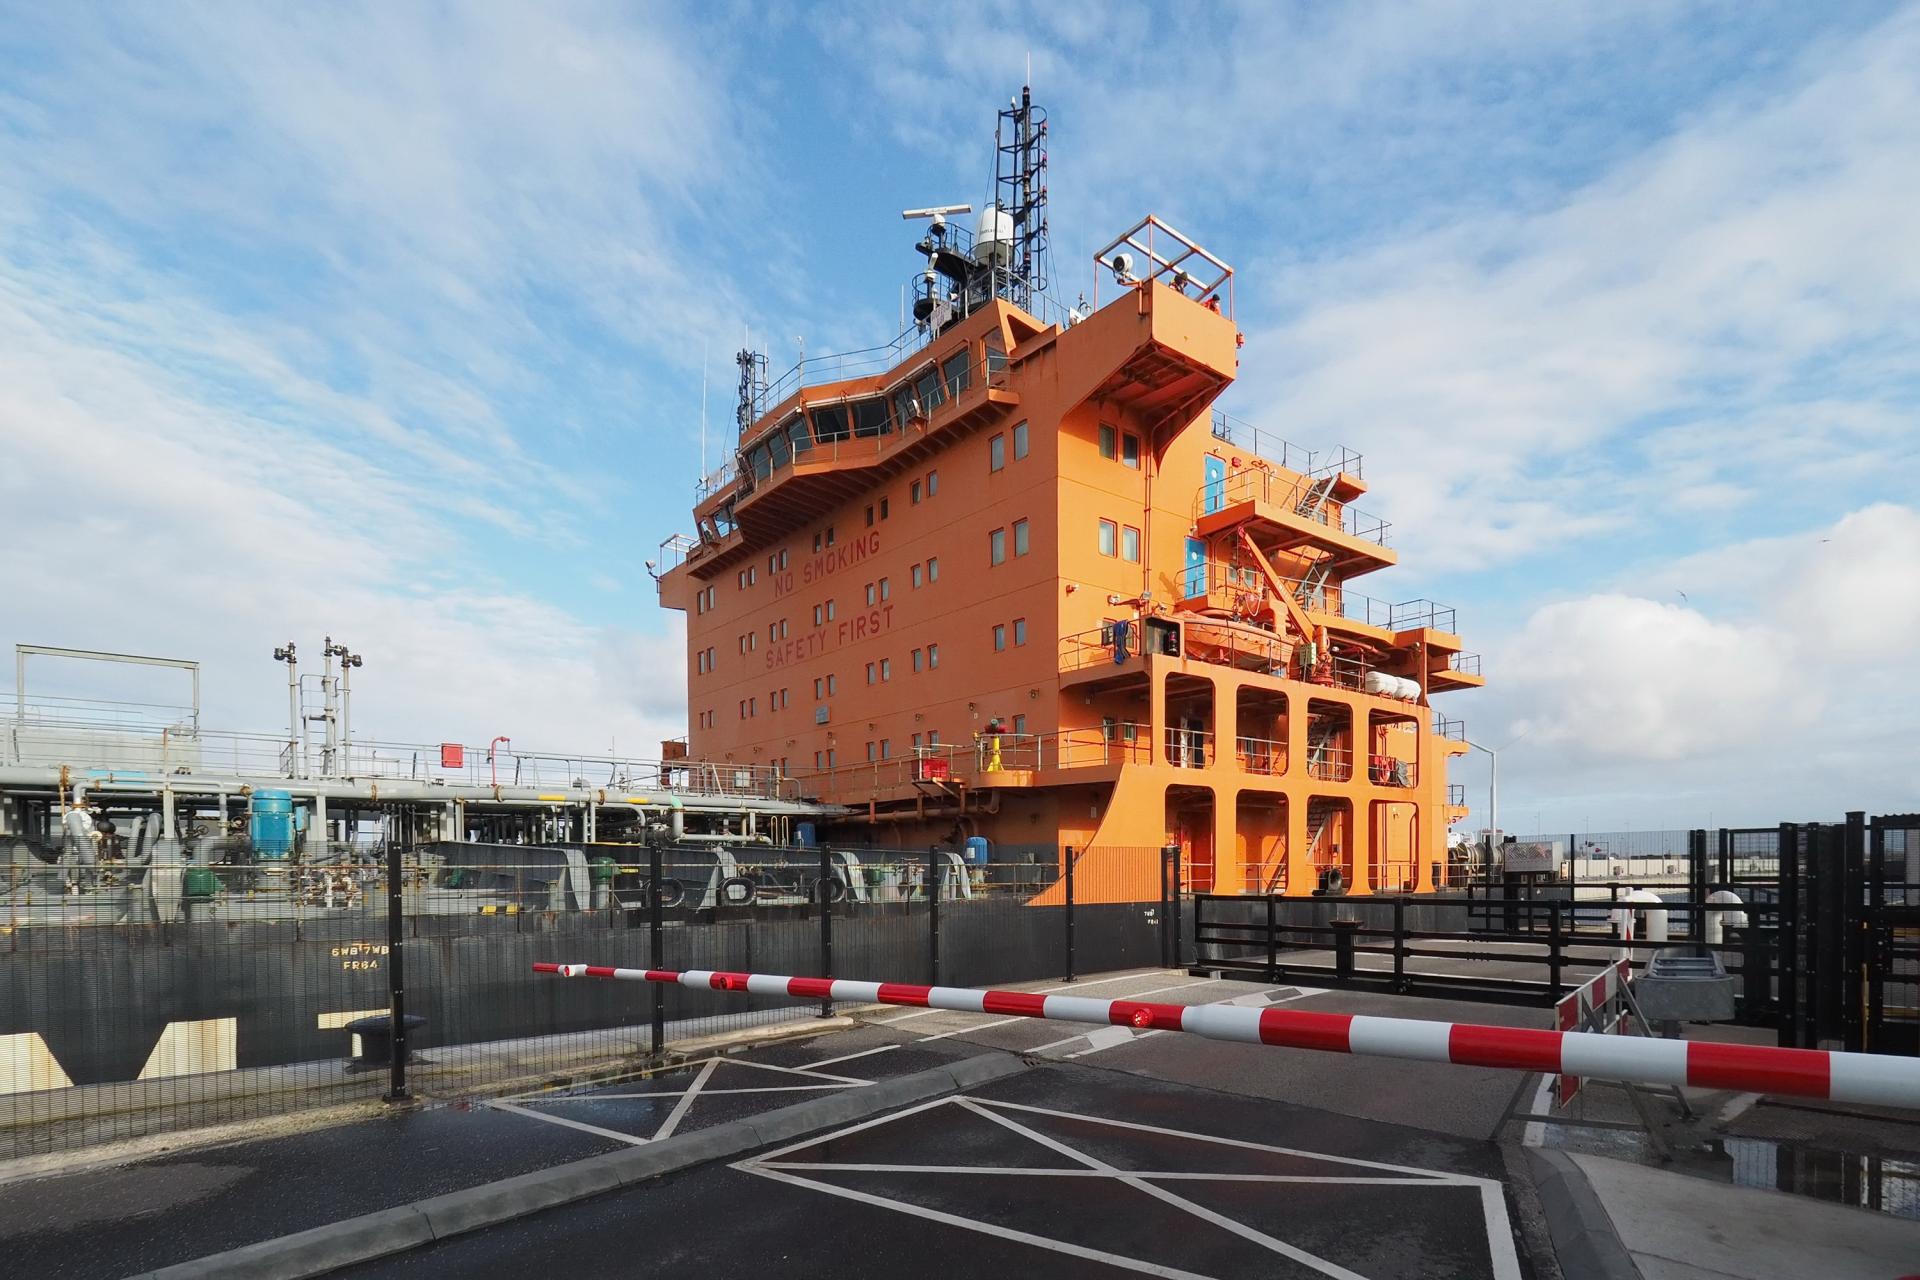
[590,857,617,884]
[182,865,220,901]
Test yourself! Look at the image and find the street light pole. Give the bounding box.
[1463,730,1529,885]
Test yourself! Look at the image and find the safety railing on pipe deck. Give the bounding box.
[1448,783,1468,806]
[1182,568,1459,638]
[1434,717,1467,742]
[1201,469,1392,549]
[1447,652,1483,676]
[0,702,792,801]
[1181,619,1295,678]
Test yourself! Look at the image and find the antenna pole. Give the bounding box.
[700,342,708,480]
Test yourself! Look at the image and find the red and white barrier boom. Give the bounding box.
[532,963,1920,1109]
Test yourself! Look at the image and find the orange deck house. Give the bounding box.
[657,89,1481,898]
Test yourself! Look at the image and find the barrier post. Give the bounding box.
[385,840,408,1101]
[1063,846,1076,983]
[648,838,665,1056]
[927,846,942,986]
[817,845,834,1018]
[1331,918,1360,980]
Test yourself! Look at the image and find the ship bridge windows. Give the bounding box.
[942,348,971,399]
[915,365,945,415]
[785,415,812,457]
[767,428,792,469]
[747,443,773,482]
[851,396,890,438]
[811,403,851,444]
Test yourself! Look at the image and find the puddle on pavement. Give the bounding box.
[1711,1136,1920,1220]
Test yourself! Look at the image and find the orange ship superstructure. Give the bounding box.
[657,87,1481,897]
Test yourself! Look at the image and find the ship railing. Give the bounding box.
[1180,619,1295,678]
[1234,735,1287,776]
[1304,745,1354,782]
[979,726,1152,773]
[1209,410,1365,482]
[1365,754,1418,788]
[1163,726,1216,769]
[1198,468,1391,549]
[1181,567,1458,636]
[1434,717,1467,742]
[656,532,699,574]
[1059,620,1144,672]
[1448,783,1468,807]
[1446,652,1483,676]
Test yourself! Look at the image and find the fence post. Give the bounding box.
[1779,822,1801,1048]
[1392,896,1407,993]
[1843,811,1866,1053]
[1063,846,1076,983]
[1548,901,1564,999]
[1166,842,1186,970]
[385,840,408,1101]
[818,844,834,1018]
[927,846,942,986]
[1688,829,1708,937]
[648,837,665,1057]
[1159,844,1172,969]
[1265,891,1278,981]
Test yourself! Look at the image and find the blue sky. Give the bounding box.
[2,2,1916,832]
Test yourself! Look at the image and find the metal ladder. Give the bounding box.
[1294,558,1333,612]
[1265,799,1340,893]
[1294,474,1337,522]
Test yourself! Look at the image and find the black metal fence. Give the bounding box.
[0,841,1179,1158]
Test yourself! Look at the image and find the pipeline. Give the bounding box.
[532,963,1920,1111]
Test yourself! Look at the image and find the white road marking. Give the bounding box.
[913,978,1219,1043]
[740,1166,1223,1280]
[865,969,1163,1025]
[736,1094,1523,1280]
[535,1084,857,1102]
[959,1099,1371,1280]
[803,1043,903,1069]
[1522,1073,1554,1147]
[652,1057,717,1142]
[484,1100,649,1146]
[1058,986,1324,1059]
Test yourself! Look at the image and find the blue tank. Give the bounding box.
[963,836,990,866]
[251,790,296,861]
[795,822,817,847]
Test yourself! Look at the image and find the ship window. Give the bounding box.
[928,729,939,746]
[910,479,922,505]
[928,643,940,668]
[851,396,890,438]
[786,416,812,455]
[814,677,824,698]
[866,662,876,685]
[993,624,1007,651]
[880,739,891,759]
[1122,526,1141,562]
[867,742,876,762]
[1098,519,1118,557]
[893,384,917,425]
[1013,518,1029,557]
[985,336,1007,376]
[826,525,835,546]
[749,444,773,481]
[911,563,923,589]
[813,532,822,552]
[1013,420,1028,459]
[990,434,1005,472]
[911,732,921,749]
[1123,432,1141,469]
[928,557,939,582]
[880,658,891,680]
[916,366,945,412]
[943,349,971,399]
[812,403,851,442]
[912,648,923,672]
[866,582,876,606]
[1013,618,1027,646]
[880,497,889,520]
[827,673,837,694]
[768,429,792,469]
[814,750,823,769]
[813,604,824,626]
[927,470,939,496]
[1099,423,1117,459]
[989,527,1006,565]
[827,599,836,620]
[866,504,875,528]
[880,577,890,601]
[1013,714,1027,735]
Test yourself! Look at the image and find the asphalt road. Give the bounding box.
[0,1028,969,1279]
[344,1062,1534,1279]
